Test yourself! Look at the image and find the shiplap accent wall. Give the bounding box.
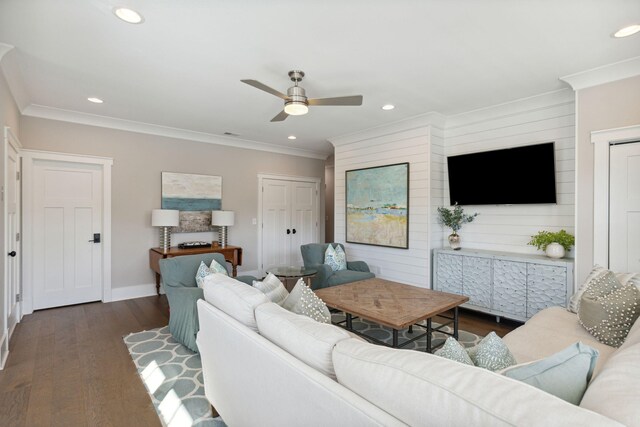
[443,89,576,255]
[332,119,439,288]
[430,126,446,251]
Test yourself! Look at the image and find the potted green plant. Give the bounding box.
[527,230,575,259]
[437,203,478,250]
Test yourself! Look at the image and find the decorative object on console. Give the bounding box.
[211,210,235,248]
[346,162,409,249]
[528,229,575,259]
[151,209,180,252]
[161,172,222,232]
[437,203,478,250]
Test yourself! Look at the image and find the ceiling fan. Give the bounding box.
[241,70,363,122]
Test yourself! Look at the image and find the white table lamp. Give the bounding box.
[152,209,180,252]
[211,210,235,248]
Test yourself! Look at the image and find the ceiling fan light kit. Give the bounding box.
[241,70,363,122]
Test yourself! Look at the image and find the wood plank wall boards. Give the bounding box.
[430,126,446,252]
[443,89,576,255]
[333,124,434,288]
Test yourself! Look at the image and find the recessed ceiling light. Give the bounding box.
[87,97,103,104]
[288,135,297,140]
[382,104,395,110]
[113,7,144,24]
[614,24,640,38]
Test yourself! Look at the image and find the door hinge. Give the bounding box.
[16,171,20,180]
[1,186,3,202]
[16,232,20,242]
[16,293,21,303]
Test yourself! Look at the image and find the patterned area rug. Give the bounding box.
[124,315,483,426]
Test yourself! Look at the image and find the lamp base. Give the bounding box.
[218,226,228,248]
[159,227,172,252]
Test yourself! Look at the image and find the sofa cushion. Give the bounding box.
[202,273,268,332]
[577,270,640,347]
[580,338,640,426]
[435,337,474,366]
[501,342,598,405]
[282,279,331,323]
[195,259,227,288]
[503,306,615,376]
[253,273,289,305]
[327,270,375,287]
[570,265,640,313]
[325,244,347,271]
[468,332,517,371]
[332,338,623,426]
[255,302,351,379]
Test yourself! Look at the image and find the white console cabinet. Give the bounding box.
[433,248,573,322]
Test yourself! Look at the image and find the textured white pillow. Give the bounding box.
[283,278,331,323]
[253,273,289,305]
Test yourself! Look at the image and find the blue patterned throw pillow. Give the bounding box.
[195,259,228,288]
[325,244,347,272]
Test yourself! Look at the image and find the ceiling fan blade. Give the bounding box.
[241,79,288,100]
[308,95,363,106]
[270,110,289,122]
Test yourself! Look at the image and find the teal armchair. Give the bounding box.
[159,253,255,352]
[300,243,375,290]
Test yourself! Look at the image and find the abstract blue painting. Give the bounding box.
[161,172,222,232]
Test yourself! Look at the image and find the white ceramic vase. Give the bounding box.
[545,242,565,259]
[448,233,461,250]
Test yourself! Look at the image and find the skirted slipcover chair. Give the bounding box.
[300,243,375,290]
[159,252,255,352]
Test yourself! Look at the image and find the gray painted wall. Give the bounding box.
[19,116,326,291]
[575,75,640,285]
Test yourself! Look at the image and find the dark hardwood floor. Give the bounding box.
[0,296,519,426]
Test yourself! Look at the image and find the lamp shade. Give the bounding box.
[151,209,180,227]
[211,210,235,226]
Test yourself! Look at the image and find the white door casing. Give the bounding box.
[2,127,21,369]
[609,142,640,273]
[22,150,113,314]
[258,174,320,274]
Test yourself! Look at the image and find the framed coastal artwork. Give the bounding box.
[345,162,409,249]
[161,172,222,232]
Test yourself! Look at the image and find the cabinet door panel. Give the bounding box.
[527,264,567,317]
[436,254,463,295]
[493,260,527,318]
[462,256,492,308]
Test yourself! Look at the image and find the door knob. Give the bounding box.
[8,251,16,257]
[292,229,297,234]
[286,229,291,235]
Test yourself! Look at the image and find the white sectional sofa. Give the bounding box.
[196,274,639,426]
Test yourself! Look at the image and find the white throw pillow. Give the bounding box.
[253,273,289,306]
[282,278,331,323]
[324,244,347,271]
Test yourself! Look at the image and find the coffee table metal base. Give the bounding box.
[335,307,460,353]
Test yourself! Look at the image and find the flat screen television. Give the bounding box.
[447,142,556,205]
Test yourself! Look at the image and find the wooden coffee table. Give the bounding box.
[315,278,469,353]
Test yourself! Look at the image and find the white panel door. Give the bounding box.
[32,160,103,309]
[261,179,291,271]
[290,181,317,266]
[610,142,640,273]
[261,178,319,271]
[5,141,20,336]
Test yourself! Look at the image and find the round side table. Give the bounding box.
[268,266,317,291]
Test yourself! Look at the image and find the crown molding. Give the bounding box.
[0,43,31,110]
[0,42,12,61]
[21,104,328,160]
[560,56,640,91]
[328,111,446,146]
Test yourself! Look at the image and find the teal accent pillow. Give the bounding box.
[324,245,347,272]
[195,259,228,288]
[467,332,516,371]
[435,337,474,366]
[501,342,599,405]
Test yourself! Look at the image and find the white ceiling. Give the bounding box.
[0,0,639,157]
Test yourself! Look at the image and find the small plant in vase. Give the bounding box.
[528,230,575,259]
[437,203,478,250]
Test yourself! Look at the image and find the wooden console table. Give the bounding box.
[149,245,243,295]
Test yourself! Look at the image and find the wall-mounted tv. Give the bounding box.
[447,142,556,205]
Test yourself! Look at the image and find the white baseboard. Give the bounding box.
[110,283,163,302]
